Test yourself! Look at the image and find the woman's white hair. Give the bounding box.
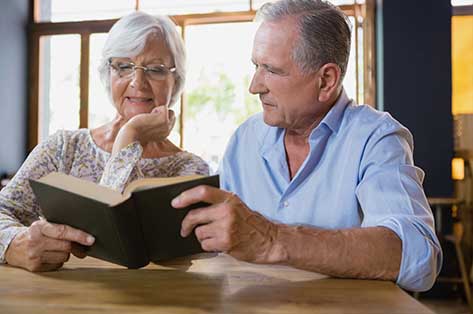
[98,11,185,106]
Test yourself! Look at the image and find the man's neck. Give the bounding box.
[284,131,312,180]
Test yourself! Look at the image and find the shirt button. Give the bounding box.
[283,200,289,208]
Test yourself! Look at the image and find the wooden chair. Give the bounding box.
[426,197,473,312]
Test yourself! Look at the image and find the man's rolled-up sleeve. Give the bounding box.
[356,119,442,292]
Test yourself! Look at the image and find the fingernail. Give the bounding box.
[86,235,95,245]
[171,196,180,207]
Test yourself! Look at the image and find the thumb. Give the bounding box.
[151,106,163,114]
[168,109,176,130]
[168,109,175,121]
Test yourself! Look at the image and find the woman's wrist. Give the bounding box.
[112,125,140,155]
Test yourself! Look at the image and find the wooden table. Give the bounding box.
[0,254,434,314]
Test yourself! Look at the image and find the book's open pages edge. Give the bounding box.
[38,172,125,206]
[122,174,204,197]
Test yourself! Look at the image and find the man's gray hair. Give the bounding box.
[98,11,185,106]
[256,0,352,79]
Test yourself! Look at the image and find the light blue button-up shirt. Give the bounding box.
[219,90,442,292]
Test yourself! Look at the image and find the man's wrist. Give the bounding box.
[266,223,290,264]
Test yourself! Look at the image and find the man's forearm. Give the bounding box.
[269,225,402,281]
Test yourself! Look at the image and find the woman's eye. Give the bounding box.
[118,63,133,70]
[149,67,166,74]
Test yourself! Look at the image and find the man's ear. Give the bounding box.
[317,63,342,103]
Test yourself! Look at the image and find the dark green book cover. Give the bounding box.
[29,173,219,269]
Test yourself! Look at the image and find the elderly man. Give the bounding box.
[172,0,441,291]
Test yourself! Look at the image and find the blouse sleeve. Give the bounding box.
[99,141,143,193]
[0,132,65,262]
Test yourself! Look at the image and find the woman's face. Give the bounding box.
[110,34,176,121]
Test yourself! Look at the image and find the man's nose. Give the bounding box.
[249,68,267,95]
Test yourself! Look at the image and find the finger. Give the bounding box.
[71,243,87,259]
[168,110,176,130]
[194,224,216,242]
[40,251,70,264]
[200,238,221,252]
[153,104,169,115]
[168,109,175,121]
[181,205,220,237]
[40,222,95,246]
[172,185,233,208]
[35,263,64,272]
[42,237,73,252]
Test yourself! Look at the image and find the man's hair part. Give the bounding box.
[256,0,352,80]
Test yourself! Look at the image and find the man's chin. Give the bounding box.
[262,114,281,127]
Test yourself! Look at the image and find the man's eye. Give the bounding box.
[263,65,277,74]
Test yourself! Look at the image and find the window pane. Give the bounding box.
[170,26,183,147]
[39,35,81,141]
[252,0,360,10]
[452,15,473,114]
[344,17,357,102]
[140,0,250,15]
[452,0,473,5]
[89,33,115,129]
[184,22,259,172]
[38,0,135,22]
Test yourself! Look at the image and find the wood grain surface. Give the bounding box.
[0,253,434,314]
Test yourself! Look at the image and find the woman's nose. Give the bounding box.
[130,68,149,89]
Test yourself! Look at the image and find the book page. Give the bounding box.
[123,175,204,197]
[39,172,125,205]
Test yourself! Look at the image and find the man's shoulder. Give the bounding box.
[344,104,406,134]
[341,104,413,149]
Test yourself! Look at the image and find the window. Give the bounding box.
[38,35,81,138]
[30,1,375,171]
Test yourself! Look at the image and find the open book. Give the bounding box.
[29,172,219,268]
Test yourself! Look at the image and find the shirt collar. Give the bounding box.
[260,89,352,157]
[316,89,352,136]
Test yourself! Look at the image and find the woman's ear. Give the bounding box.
[317,63,342,103]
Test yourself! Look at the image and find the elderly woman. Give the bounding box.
[0,12,208,272]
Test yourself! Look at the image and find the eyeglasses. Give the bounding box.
[108,59,176,81]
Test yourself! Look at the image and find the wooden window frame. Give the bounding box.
[28,0,375,151]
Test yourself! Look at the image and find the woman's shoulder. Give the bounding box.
[172,151,210,175]
[141,151,209,176]
[43,128,90,144]
[39,128,106,161]
[175,151,207,164]
[35,129,88,151]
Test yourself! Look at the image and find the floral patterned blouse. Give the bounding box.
[0,129,209,262]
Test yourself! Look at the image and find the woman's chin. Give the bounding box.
[124,107,154,119]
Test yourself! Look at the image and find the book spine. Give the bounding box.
[111,198,149,268]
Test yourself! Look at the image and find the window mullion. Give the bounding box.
[28,33,41,151]
[80,33,90,129]
[179,24,186,149]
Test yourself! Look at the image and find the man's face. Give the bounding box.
[249,17,325,131]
